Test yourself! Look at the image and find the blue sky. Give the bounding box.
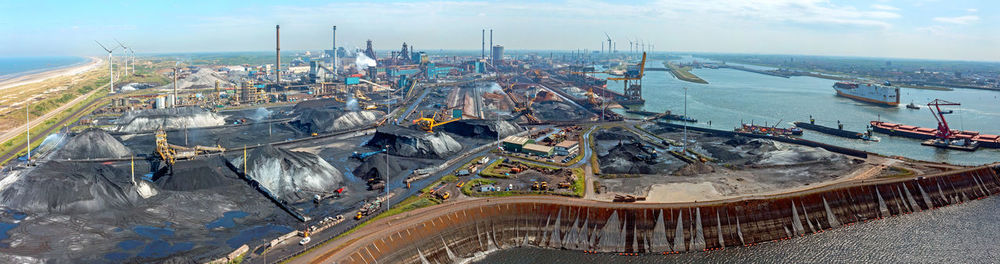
[0,0,995,61]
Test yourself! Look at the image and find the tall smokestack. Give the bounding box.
[489,29,493,65]
[332,25,338,75]
[481,29,485,59]
[276,24,281,86]
[173,68,178,108]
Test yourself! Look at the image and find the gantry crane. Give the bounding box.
[608,52,646,105]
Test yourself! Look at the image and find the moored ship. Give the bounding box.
[870,121,1000,148]
[833,81,900,106]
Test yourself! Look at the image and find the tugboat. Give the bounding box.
[906,101,920,110]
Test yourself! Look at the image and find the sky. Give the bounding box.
[0,0,996,61]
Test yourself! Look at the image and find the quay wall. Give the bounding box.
[335,165,1000,264]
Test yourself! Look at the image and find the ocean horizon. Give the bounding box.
[0,56,88,81]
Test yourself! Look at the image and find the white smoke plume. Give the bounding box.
[355,53,377,70]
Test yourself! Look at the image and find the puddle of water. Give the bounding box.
[104,252,130,261]
[0,222,18,247]
[225,224,293,248]
[118,239,143,251]
[133,224,175,240]
[205,211,249,229]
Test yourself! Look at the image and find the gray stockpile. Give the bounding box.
[52,128,133,160]
[231,145,343,203]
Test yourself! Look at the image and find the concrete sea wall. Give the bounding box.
[336,166,1000,264]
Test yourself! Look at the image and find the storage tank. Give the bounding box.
[155,96,166,109]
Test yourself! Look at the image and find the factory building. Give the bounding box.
[502,136,531,153]
[554,140,579,156]
[522,143,553,157]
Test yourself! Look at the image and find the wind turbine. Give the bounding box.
[95,40,118,93]
[129,47,135,74]
[115,39,128,77]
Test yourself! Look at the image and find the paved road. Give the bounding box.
[0,83,107,166]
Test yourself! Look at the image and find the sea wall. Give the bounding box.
[335,165,1000,264]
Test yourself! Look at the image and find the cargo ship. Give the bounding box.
[870,121,1000,148]
[735,122,803,137]
[833,81,900,106]
[794,120,878,141]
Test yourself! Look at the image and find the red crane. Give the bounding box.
[927,99,960,140]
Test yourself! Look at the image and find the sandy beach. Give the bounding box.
[0,57,102,91]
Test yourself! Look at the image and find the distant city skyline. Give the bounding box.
[0,0,996,61]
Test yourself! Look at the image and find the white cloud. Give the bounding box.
[933,15,979,24]
[650,0,899,29]
[871,4,899,11]
[967,8,978,12]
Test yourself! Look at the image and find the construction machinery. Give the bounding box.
[921,99,979,150]
[155,129,226,166]
[352,148,386,161]
[510,91,541,124]
[434,191,451,200]
[413,110,460,133]
[155,130,176,165]
[608,52,646,105]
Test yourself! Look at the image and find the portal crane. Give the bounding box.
[608,52,646,105]
[927,99,960,140]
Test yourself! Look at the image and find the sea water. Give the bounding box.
[0,56,88,81]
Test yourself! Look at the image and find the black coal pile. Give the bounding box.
[594,127,639,141]
[0,161,146,213]
[153,156,243,191]
[532,101,591,121]
[365,125,462,159]
[115,107,227,133]
[598,141,658,174]
[231,145,343,203]
[437,119,522,139]
[52,128,133,160]
[292,109,383,133]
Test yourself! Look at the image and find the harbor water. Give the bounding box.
[606,59,1000,165]
[471,58,1000,263]
[0,56,88,80]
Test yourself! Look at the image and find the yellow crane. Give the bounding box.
[607,52,646,104]
[413,110,460,133]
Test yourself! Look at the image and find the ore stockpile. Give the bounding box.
[590,124,863,202]
[329,166,1000,264]
[0,90,514,262]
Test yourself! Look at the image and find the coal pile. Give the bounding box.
[116,107,227,133]
[52,128,133,160]
[156,68,230,90]
[598,141,658,174]
[0,161,147,213]
[231,145,343,203]
[594,127,639,141]
[437,119,522,139]
[532,101,591,121]
[153,156,243,191]
[292,109,382,133]
[365,125,462,159]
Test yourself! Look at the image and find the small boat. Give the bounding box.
[906,101,920,110]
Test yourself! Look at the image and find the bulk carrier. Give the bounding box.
[833,81,900,106]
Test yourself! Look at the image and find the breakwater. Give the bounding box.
[323,165,1000,264]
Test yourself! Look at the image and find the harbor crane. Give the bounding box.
[608,52,646,105]
[927,99,959,140]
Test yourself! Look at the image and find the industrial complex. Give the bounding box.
[0,23,997,264]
